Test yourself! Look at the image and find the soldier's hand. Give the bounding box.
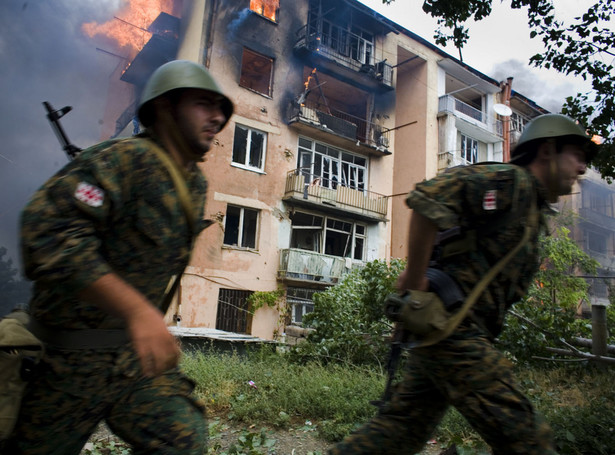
[127,305,181,377]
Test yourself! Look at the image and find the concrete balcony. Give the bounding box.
[294,24,393,91]
[437,151,471,172]
[288,100,391,155]
[283,170,388,222]
[278,248,362,285]
[578,207,615,231]
[438,95,503,138]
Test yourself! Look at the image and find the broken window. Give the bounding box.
[298,137,367,191]
[250,0,279,22]
[240,48,274,97]
[232,124,267,171]
[223,205,259,249]
[290,210,366,260]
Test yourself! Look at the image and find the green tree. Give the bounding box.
[0,246,31,316]
[290,259,405,369]
[498,226,600,363]
[382,0,615,179]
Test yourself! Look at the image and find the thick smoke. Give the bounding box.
[0,0,123,272]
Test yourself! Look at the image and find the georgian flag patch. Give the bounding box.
[482,190,497,211]
[75,182,104,207]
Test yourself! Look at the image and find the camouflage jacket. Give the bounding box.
[407,163,549,338]
[20,133,209,329]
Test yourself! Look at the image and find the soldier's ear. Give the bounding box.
[535,140,556,164]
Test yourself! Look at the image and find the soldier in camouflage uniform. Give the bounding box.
[329,114,597,455]
[7,60,233,454]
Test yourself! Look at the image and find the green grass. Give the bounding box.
[181,346,615,454]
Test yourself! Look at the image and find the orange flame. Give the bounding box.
[82,0,177,58]
[304,68,317,91]
[250,0,279,21]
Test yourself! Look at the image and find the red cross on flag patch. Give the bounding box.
[482,190,497,211]
[74,182,104,207]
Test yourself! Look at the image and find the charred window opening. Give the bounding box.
[290,211,366,260]
[250,0,279,22]
[240,48,274,97]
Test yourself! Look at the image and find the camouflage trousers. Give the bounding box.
[329,327,556,455]
[6,345,206,455]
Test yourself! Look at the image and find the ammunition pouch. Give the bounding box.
[384,268,465,338]
[0,310,43,441]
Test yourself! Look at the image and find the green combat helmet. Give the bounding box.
[138,60,234,129]
[511,113,598,165]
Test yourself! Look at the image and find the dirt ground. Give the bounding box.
[83,419,447,454]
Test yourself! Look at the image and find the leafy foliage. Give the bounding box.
[289,259,405,369]
[384,0,615,179]
[498,226,601,363]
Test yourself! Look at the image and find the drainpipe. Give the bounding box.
[177,0,208,62]
[500,77,513,162]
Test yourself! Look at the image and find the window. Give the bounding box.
[232,124,267,171]
[586,230,607,255]
[460,134,479,164]
[287,287,317,325]
[240,48,274,97]
[290,211,366,261]
[250,0,279,22]
[297,138,367,191]
[511,112,529,133]
[216,288,252,333]
[223,205,259,249]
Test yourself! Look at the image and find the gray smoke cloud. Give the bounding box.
[0,0,123,273]
[488,58,581,113]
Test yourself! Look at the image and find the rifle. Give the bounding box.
[43,101,82,160]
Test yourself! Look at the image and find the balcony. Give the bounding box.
[288,99,391,154]
[438,95,503,138]
[578,207,615,231]
[283,170,388,221]
[278,248,362,285]
[437,151,471,172]
[294,24,393,90]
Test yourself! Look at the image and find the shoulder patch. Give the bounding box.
[74,182,104,207]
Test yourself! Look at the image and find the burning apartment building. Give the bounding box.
[82,0,553,342]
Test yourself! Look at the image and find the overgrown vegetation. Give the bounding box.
[289,259,404,369]
[186,350,613,454]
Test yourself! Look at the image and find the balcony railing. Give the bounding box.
[290,99,390,151]
[278,248,361,284]
[437,151,472,172]
[578,207,615,231]
[294,24,393,88]
[438,95,503,136]
[284,169,388,219]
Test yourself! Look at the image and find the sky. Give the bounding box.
[0,0,603,275]
[358,0,596,113]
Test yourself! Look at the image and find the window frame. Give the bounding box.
[297,137,368,192]
[223,205,260,250]
[290,210,367,261]
[460,134,479,164]
[249,0,279,23]
[232,124,268,172]
[239,48,274,98]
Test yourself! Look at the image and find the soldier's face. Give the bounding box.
[556,144,587,195]
[174,89,226,162]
